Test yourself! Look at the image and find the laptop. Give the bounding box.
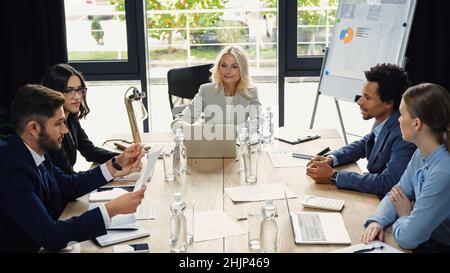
[285,192,351,245]
[182,124,236,158]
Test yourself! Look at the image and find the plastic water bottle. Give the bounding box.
[262,107,274,144]
[260,199,278,253]
[169,193,187,253]
[174,128,187,175]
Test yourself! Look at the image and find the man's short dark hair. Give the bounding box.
[365,63,411,110]
[10,84,65,134]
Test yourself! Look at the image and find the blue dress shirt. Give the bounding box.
[365,145,450,249]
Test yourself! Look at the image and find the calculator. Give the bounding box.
[301,195,345,212]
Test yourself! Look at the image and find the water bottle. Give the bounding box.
[169,192,187,253]
[260,199,278,253]
[174,128,188,175]
[262,107,274,144]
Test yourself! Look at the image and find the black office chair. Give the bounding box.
[0,108,14,139]
[167,63,213,118]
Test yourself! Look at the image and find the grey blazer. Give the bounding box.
[172,82,261,129]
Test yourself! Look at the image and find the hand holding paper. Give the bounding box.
[111,143,145,178]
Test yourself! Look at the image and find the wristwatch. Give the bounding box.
[330,171,338,185]
[111,157,123,171]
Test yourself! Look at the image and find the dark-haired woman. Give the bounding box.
[41,64,118,173]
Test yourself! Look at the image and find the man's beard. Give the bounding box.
[38,130,61,152]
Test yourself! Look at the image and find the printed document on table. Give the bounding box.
[225,183,297,202]
[267,150,309,168]
[194,210,245,242]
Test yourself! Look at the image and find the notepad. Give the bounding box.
[95,214,149,247]
[96,228,149,247]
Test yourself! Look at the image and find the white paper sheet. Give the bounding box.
[133,145,163,191]
[225,183,297,202]
[194,210,245,242]
[332,241,403,253]
[89,187,129,202]
[267,150,309,168]
[135,201,157,220]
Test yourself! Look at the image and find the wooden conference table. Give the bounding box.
[60,129,403,253]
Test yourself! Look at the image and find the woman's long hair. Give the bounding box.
[403,83,450,151]
[210,45,254,99]
[41,63,90,120]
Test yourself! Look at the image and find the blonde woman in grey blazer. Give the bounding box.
[171,46,261,131]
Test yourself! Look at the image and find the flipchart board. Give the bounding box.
[319,0,417,102]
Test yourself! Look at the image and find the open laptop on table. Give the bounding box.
[182,124,236,158]
[285,192,351,245]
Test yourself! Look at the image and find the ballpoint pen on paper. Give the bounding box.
[107,228,139,231]
[292,153,313,160]
[353,245,384,253]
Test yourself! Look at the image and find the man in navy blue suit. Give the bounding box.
[0,84,146,252]
[306,64,417,198]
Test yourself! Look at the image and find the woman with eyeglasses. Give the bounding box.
[362,83,450,252]
[41,64,119,173]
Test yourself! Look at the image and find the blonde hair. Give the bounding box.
[211,46,254,99]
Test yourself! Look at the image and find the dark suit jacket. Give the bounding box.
[0,134,109,252]
[48,115,119,173]
[331,111,416,198]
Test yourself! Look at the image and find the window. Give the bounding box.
[283,0,337,75]
[64,0,142,79]
[64,0,128,61]
[145,0,278,81]
[297,0,337,57]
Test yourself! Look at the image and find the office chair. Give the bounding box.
[0,108,14,139]
[167,63,213,118]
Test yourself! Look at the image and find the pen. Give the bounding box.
[107,228,139,231]
[316,147,331,156]
[292,153,313,160]
[353,245,384,253]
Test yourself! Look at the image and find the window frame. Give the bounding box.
[284,0,324,76]
[65,0,142,80]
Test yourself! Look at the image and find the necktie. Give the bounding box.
[38,163,53,216]
[38,164,50,194]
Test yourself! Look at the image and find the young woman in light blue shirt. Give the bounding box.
[362,83,450,252]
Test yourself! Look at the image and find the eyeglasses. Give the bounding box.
[63,86,87,98]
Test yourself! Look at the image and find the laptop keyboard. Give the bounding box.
[297,214,326,241]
